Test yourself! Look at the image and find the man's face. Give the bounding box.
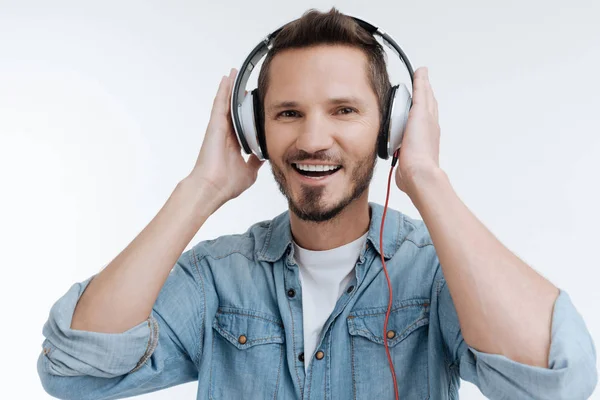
[264,45,380,222]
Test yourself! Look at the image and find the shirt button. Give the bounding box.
[238,335,247,345]
[386,330,396,339]
[346,285,355,294]
[298,352,304,362]
[287,289,296,298]
[315,350,324,360]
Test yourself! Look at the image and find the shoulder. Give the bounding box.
[383,207,441,285]
[399,213,434,248]
[190,212,287,268]
[376,202,434,250]
[189,218,273,264]
[394,212,446,288]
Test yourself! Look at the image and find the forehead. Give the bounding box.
[264,45,376,105]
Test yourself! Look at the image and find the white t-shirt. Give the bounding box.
[293,232,368,372]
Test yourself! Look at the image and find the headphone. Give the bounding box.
[230,16,415,162]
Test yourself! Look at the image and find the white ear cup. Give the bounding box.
[239,92,265,160]
[387,83,412,158]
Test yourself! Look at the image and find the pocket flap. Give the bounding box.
[213,307,285,350]
[347,298,430,347]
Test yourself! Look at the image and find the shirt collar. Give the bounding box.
[256,202,404,263]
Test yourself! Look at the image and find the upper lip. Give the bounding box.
[291,161,341,166]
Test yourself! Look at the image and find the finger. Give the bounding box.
[210,75,230,119]
[246,154,265,176]
[414,67,439,121]
[225,68,237,112]
[411,67,430,108]
[224,69,240,129]
[432,92,439,122]
[423,69,439,120]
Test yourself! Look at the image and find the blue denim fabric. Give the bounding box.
[38,202,597,399]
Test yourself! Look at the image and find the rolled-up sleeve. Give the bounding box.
[40,275,159,378]
[438,278,598,399]
[37,249,205,400]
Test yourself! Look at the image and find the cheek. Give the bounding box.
[264,124,291,158]
[337,121,379,158]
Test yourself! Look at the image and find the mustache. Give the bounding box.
[286,150,343,165]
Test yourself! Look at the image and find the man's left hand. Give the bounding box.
[395,67,442,196]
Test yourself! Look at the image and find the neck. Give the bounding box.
[289,193,371,251]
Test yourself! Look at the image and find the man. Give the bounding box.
[38,8,597,400]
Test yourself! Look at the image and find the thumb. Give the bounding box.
[246,154,265,175]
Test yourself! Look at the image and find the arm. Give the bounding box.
[433,265,597,399]
[70,67,262,335]
[38,68,264,399]
[39,249,206,399]
[408,167,558,367]
[69,177,221,334]
[397,67,596,397]
[398,67,558,367]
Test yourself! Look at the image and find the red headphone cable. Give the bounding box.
[380,149,400,400]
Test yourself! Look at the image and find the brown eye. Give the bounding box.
[337,107,355,115]
[279,110,300,118]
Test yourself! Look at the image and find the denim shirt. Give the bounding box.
[38,202,597,399]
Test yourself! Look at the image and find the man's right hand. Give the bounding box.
[187,68,264,208]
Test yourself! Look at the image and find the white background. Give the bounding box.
[1,0,598,398]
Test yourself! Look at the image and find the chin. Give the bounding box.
[288,192,354,223]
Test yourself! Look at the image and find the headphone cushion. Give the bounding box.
[378,85,398,159]
[252,89,269,160]
[239,91,265,160]
[387,84,412,158]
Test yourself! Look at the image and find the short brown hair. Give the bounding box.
[257,8,391,122]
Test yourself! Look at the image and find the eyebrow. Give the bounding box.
[266,96,365,112]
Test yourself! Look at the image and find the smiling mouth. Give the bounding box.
[292,163,342,178]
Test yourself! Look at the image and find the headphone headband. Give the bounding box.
[231,15,415,158]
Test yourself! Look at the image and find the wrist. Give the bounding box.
[404,166,449,205]
[176,175,227,220]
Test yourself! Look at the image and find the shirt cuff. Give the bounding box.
[40,275,159,378]
[458,289,597,399]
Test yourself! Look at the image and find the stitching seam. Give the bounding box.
[130,315,159,373]
[191,247,208,366]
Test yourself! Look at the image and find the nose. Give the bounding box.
[294,112,335,155]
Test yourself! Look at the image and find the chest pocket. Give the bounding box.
[347,298,430,400]
[210,308,285,399]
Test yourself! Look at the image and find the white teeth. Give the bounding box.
[295,164,341,172]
